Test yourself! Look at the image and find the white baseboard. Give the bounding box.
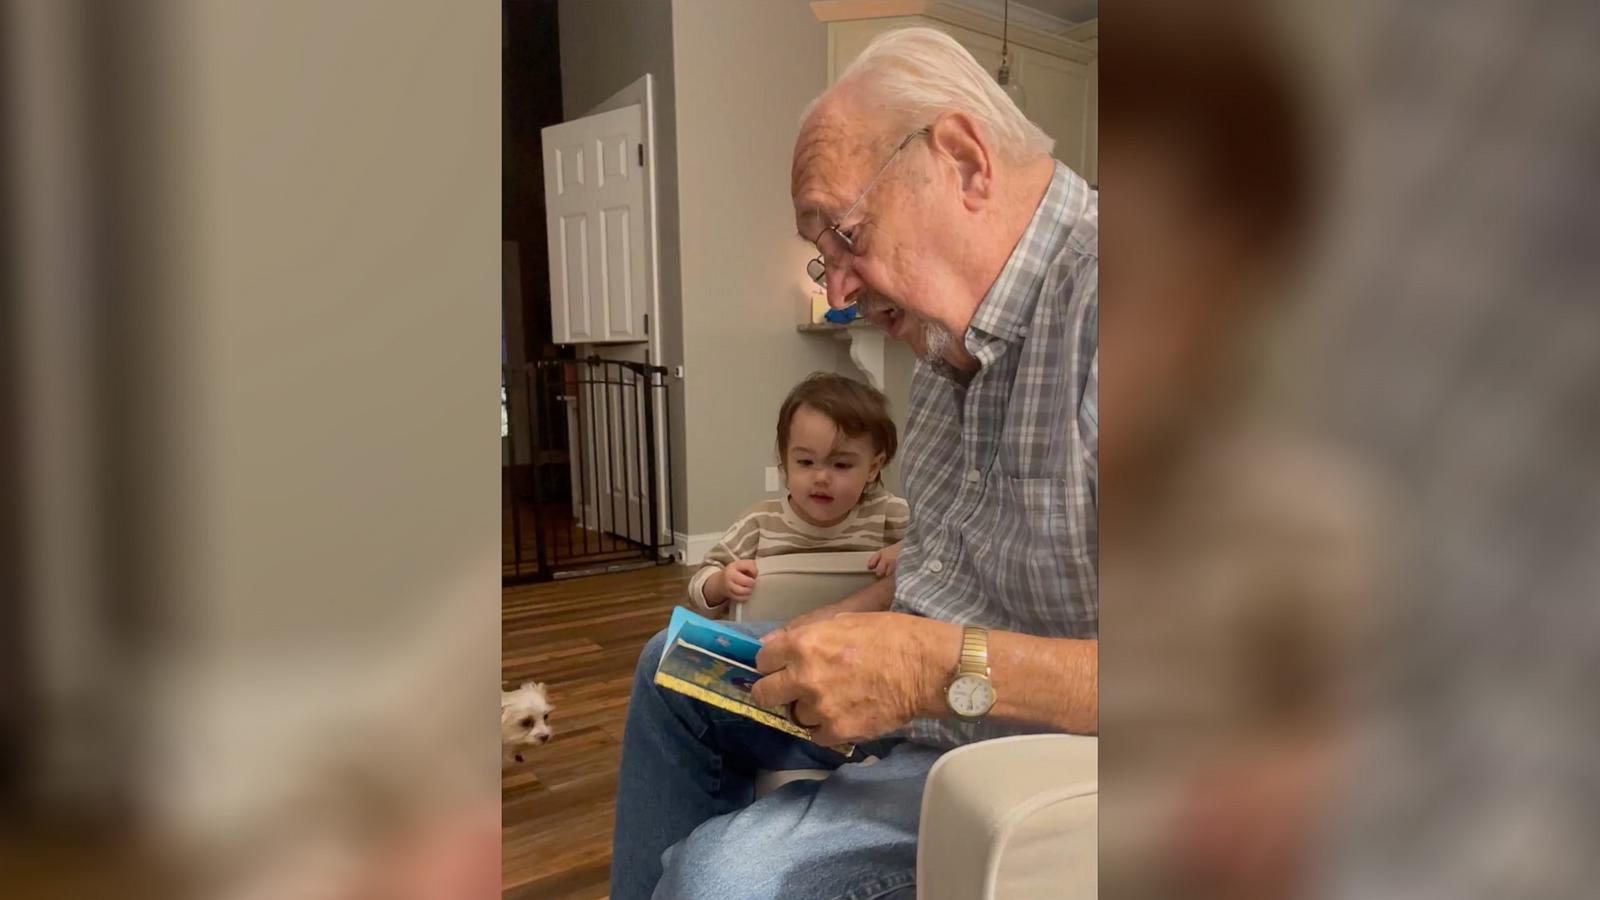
[674,531,723,566]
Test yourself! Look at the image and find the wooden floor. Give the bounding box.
[501,563,692,900]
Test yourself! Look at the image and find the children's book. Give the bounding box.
[654,607,853,755]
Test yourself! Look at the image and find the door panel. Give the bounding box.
[541,104,649,344]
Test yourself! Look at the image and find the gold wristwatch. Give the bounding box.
[944,626,996,720]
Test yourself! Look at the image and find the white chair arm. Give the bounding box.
[917,734,1098,900]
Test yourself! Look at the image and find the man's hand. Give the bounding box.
[708,560,759,606]
[751,612,959,746]
[866,542,903,578]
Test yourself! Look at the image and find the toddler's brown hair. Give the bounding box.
[775,372,898,481]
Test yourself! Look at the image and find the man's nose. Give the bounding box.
[825,261,860,310]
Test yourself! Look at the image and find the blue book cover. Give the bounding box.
[664,606,764,667]
[654,607,852,755]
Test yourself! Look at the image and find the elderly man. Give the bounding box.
[610,28,1097,900]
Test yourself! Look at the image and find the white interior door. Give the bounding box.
[544,78,669,554]
[541,105,650,344]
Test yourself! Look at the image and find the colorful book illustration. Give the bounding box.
[654,607,853,755]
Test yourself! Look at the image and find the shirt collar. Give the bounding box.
[964,161,1087,347]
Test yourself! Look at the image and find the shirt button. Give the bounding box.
[965,468,981,483]
[929,559,945,573]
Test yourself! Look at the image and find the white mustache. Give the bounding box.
[854,293,899,317]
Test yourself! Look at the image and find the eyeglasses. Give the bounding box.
[806,126,931,288]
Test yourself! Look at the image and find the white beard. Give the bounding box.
[916,319,952,363]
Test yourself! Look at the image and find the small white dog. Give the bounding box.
[501,681,555,765]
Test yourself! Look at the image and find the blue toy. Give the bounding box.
[823,305,859,325]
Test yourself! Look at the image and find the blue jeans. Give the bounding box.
[610,622,944,900]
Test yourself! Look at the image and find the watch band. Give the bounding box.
[957,626,990,678]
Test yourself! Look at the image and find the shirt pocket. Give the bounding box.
[990,476,1084,630]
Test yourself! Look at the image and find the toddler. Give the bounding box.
[690,373,908,611]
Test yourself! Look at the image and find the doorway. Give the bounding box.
[502,0,674,582]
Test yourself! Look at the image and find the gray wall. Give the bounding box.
[65,0,503,848]
[557,0,688,539]
[879,340,917,493]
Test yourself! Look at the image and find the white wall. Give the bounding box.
[672,0,861,537]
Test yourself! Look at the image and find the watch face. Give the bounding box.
[947,675,995,718]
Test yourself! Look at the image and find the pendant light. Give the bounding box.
[996,0,1027,112]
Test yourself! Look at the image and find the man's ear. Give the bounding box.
[927,111,994,211]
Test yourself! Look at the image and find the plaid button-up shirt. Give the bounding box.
[894,162,1097,751]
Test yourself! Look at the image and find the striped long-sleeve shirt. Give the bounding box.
[687,482,909,610]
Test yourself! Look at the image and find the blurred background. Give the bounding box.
[1101,0,1600,898]
[3,1,500,897]
[4,0,1597,897]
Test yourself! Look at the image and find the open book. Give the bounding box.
[653,607,853,755]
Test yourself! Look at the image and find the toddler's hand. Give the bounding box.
[722,559,759,602]
[867,542,902,578]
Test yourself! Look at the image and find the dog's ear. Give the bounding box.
[522,681,539,692]
[535,682,547,692]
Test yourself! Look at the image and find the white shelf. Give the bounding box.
[797,322,886,391]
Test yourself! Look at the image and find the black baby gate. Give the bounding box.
[502,357,676,583]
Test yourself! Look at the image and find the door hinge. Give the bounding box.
[637,143,644,167]
[644,313,650,335]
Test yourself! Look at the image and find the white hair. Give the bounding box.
[809,26,1054,162]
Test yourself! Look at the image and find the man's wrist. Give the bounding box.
[913,618,963,718]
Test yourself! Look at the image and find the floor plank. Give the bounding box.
[502,563,692,899]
